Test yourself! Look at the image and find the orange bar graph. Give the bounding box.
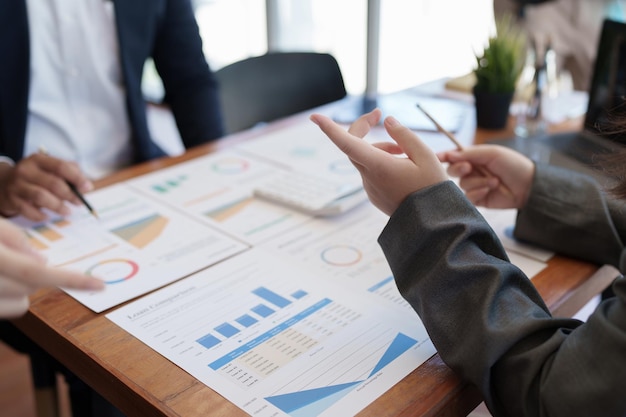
[33,225,63,242]
[25,231,48,250]
[52,218,71,228]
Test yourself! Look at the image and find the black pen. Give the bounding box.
[65,180,99,219]
[38,147,99,219]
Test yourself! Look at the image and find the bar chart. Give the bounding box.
[108,249,435,417]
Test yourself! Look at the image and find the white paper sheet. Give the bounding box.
[234,122,364,185]
[478,206,555,263]
[105,190,545,416]
[126,150,315,245]
[258,203,413,313]
[507,251,548,280]
[12,183,248,312]
[107,249,435,417]
[15,98,554,416]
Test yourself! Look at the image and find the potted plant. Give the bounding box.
[473,14,527,129]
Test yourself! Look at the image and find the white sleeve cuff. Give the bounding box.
[0,156,15,167]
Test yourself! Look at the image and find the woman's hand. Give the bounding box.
[310,109,448,216]
[0,219,104,318]
[438,144,535,209]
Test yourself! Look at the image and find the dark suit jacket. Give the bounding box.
[379,166,626,417]
[0,0,223,164]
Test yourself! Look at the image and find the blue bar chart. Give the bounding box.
[108,249,435,417]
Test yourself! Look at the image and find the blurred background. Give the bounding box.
[143,0,495,98]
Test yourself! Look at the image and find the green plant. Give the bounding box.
[473,14,527,94]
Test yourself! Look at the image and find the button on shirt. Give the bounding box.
[25,0,132,179]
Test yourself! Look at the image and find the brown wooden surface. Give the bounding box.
[12,109,609,417]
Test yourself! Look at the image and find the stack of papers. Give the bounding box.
[14,117,553,417]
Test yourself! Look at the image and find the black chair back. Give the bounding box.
[215,52,347,134]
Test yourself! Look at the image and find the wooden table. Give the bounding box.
[12,111,612,417]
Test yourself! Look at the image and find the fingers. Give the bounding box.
[438,145,534,209]
[439,145,532,178]
[458,175,499,194]
[347,108,382,138]
[464,186,493,206]
[0,249,103,291]
[0,154,93,220]
[8,155,73,215]
[39,266,105,292]
[9,182,70,221]
[439,146,500,166]
[0,278,31,297]
[313,111,452,216]
[0,220,46,261]
[383,116,448,182]
[371,141,404,155]
[41,156,93,195]
[0,296,30,319]
[0,249,105,294]
[29,154,86,205]
[383,116,433,162]
[444,160,473,178]
[0,219,104,319]
[310,112,381,168]
[443,157,500,195]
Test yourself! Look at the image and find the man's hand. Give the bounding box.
[0,154,93,221]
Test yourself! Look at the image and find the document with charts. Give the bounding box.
[258,202,547,308]
[107,248,436,417]
[234,122,363,186]
[126,150,314,245]
[258,203,414,313]
[11,183,248,312]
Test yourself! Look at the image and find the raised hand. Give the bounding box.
[310,109,448,216]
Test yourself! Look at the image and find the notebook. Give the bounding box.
[491,19,626,181]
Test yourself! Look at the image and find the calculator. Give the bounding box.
[253,171,367,216]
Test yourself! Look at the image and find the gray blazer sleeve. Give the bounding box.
[378,180,626,417]
[514,164,626,269]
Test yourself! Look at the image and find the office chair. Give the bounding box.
[215,52,347,134]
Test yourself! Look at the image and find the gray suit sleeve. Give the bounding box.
[378,180,626,417]
[514,164,626,268]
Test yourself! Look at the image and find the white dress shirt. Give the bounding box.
[24,0,132,179]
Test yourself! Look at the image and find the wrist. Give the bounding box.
[518,163,536,209]
[0,161,18,217]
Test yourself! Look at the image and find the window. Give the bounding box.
[144,1,495,99]
[194,0,267,69]
[194,0,494,95]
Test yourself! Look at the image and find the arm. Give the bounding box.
[514,164,626,268]
[152,0,224,145]
[312,110,626,417]
[440,145,626,267]
[379,183,626,417]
